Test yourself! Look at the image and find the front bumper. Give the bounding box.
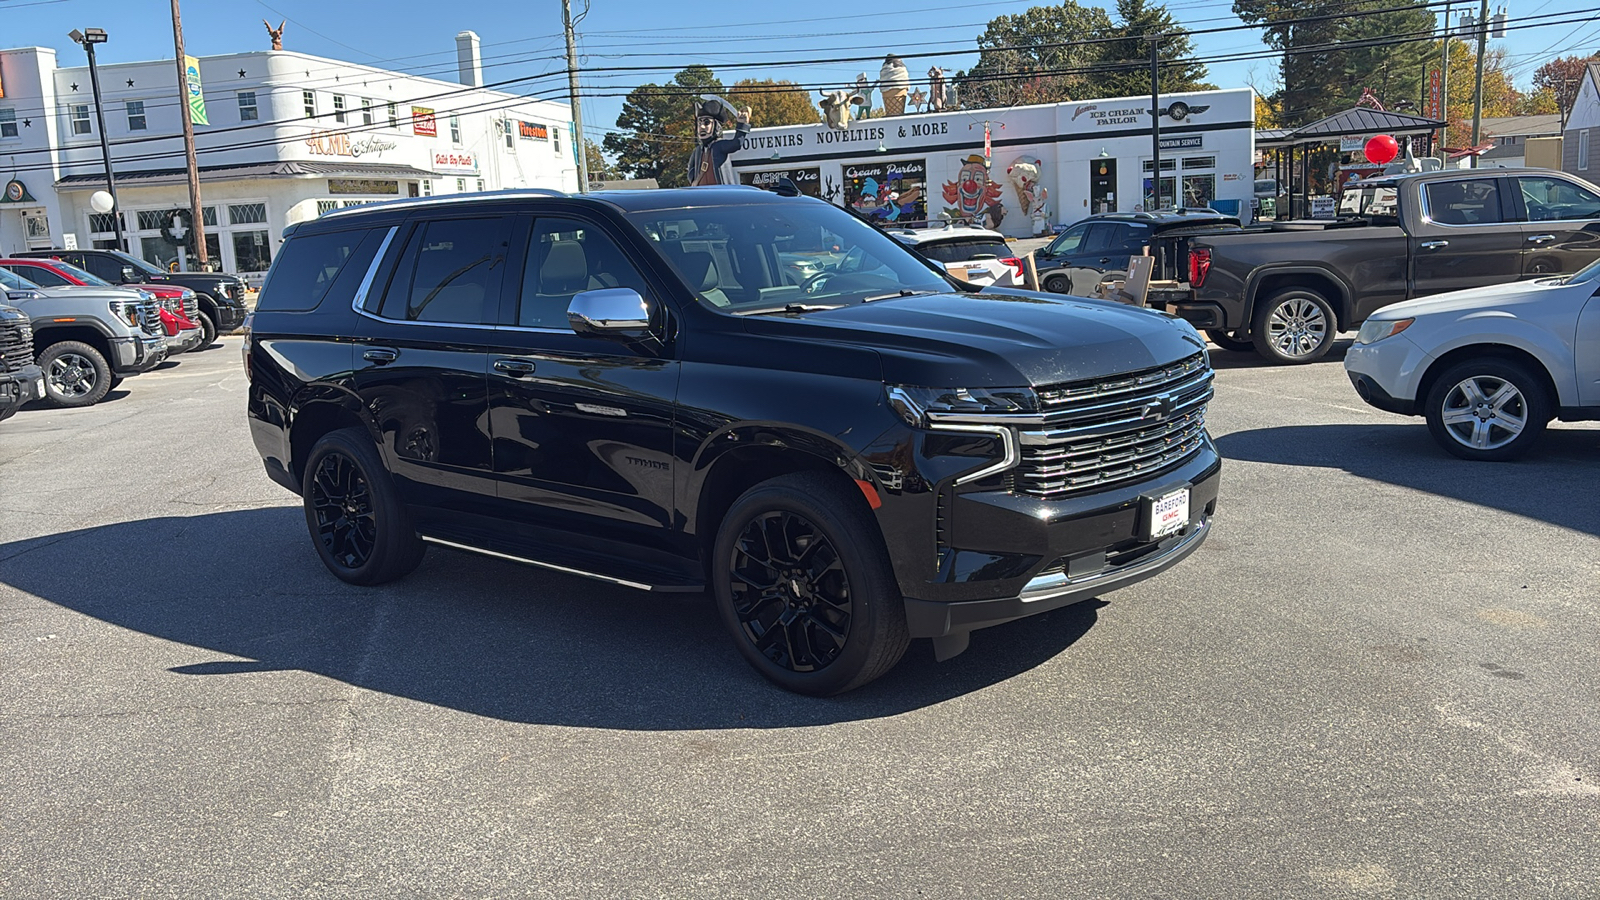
[897,444,1222,639]
[0,364,46,412]
[110,335,168,374]
[1343,334,1429,417]
[212,294,248,331]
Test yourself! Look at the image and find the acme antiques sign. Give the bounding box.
[304,130,398,158]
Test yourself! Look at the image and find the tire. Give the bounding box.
[301,427,425,585]
[1251,287,1338,364]
[0,406,17,423]
[711,472,910,696]
[37,341,112,408]
[194,311,217,349]
[1042,273,1071,294]
[1423,359,1550,461]
[1205,329,1255,353]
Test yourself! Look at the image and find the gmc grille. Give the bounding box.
[1016,353,1213,499]
[181,295,199,319]
[0,317,35,375]
[138,299,162,335]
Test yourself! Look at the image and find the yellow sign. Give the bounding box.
[184,55,208,125]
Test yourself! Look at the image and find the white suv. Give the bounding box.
[888,225,1022,287]
[1344,257,1600,460]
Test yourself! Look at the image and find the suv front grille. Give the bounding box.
[0,316,34,374]
[181,295,199,319]
[1016,353,1213,498]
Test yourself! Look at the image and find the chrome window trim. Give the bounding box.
[349,225,399,313]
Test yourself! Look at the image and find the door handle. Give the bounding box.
[1527,234,1556,244]
[1098,257,1112,264]
[493,358,537,377]
[361,347,398,364]
[1420,240,1449,250]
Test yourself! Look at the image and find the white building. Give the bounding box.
[1563,61,1600,178]
[729,88,1257,237]
[0,33,578,274]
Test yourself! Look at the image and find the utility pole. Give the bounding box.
[561,0,590,193]
[1439,0,1451,151]
[171,0,208,267]
[1469,0,1488,168]
[1149,34,1162,210]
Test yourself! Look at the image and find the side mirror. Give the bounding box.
[120,265,136,282]
[567,288,653,340]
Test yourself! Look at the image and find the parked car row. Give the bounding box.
[0,250,249,419]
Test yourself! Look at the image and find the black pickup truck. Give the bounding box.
[17,248,250,346]
[1149,168,1600,363]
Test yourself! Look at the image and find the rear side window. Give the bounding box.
[257,228,382,312]
[1425,179,1504,226]
[79,253,125,282]
[378,216,512,325]
[917,239,1011,263]
[4,264,71,287]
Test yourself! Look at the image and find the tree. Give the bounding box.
[1092,0,1212,99]
[1440,40,1520,143]
[584,140,616,184]
[1533,54,1600,127]
[604,65,724,188]
[956,1,1115,108]
[1233,0,1434,125]
[1254,93,1279,128]
[727,79,819,127]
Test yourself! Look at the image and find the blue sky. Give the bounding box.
[6,0,1598,144]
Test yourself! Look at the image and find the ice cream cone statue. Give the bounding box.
[879,55,910,117]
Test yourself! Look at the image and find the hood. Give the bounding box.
[1370,278,1590,320]
[739,289,1205,388]
[39,286,149,301]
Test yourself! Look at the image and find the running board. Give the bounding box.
[419,536,702,593]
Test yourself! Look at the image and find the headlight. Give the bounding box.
[108,300,140,328]
[1357,317,1414,345]
[180,289,196,299]
[138,290,155,301]
[887,384,1038,426]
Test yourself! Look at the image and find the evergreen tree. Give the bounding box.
[1093,0,1212,99]
[603,66,724,188]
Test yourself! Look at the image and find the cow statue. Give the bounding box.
[819,89,868,131]
[1005,157,1051,236]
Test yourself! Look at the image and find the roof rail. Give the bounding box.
[320,188,570,219]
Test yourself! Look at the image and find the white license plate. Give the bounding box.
[1144,488,1190,541]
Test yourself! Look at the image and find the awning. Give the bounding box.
[1256,108,1446,150]
[56,160,442,189]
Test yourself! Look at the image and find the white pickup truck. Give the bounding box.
[1344,255,1600,460]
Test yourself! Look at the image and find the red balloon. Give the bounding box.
[1364,134,1399,165]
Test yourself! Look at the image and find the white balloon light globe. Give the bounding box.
[90,191,115,214]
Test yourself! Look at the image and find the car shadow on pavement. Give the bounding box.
[1215,422,1600,537]
[0,507,1103,730]
[1204,339,1353,370]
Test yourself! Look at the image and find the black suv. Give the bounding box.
[17,248,249,345]
[246,187,1220,694]
[1035,209,1238,296]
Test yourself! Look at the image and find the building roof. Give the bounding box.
[1477,115,1563,138]
[56,160,442,189]
[1257,107,1445,148]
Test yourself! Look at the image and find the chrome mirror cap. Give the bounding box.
[568,288,652,338]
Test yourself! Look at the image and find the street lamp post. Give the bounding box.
[68,27,124,251]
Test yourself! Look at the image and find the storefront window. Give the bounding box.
[229,203,267,225]
[1183,174,1216,208]
[141,232,220,272]
[232,230,272,273]
[1142,176,1176,210]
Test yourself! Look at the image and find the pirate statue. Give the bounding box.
[688,97,751,186]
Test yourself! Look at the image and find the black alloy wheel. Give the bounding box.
[713,472,909,695]
[301,427,425,585]
[730,510,853,674]
[38,340,112,408]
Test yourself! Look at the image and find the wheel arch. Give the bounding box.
[30,324,115,359]
[1417,342,1566,416]
[1247,267,1353,330]
[286,390,376,486]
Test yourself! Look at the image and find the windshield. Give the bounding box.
[48,259,113,286]
[627,200,950,313]
[106,249,164,277]
[0,267,42,291]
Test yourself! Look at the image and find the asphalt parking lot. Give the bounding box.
[3,336,1597,898]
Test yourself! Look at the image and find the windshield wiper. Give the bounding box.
[733,303,844,316]
[864,289,939,302]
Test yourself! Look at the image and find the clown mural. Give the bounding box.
[942,154,1006,230]
[687,97,752,186]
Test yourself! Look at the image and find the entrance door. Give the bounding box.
[1089,159,1117,214]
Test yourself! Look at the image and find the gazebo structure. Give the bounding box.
[1256,107,1446,218]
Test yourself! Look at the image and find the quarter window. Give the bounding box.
[258,228,383,312]
[517,217,649,328]
[70,104,92,136]
[1425,179,1505,225]
[378,217,512,325]
[126,100,147,131]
